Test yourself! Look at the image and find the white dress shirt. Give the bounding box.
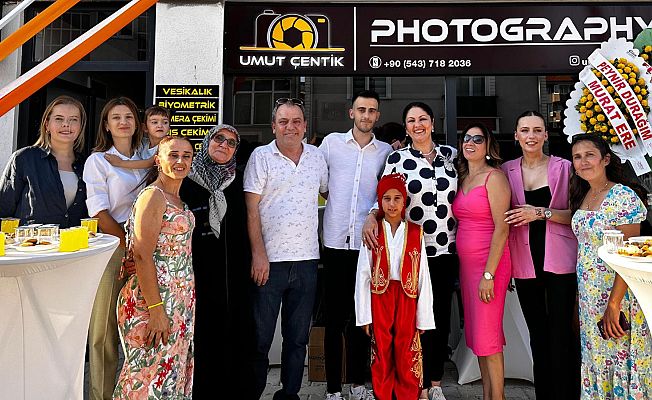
[319,130,392,250]
[83,147,146,223]
[243,140,329,262]
[355,220,436,330]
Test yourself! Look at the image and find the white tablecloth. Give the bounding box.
[451,289,534,384]
[0,235,119,400]
[599,246,652,322]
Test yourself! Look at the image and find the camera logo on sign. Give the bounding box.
[240,10,344,52]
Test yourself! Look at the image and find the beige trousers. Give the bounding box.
[88,247,126,400]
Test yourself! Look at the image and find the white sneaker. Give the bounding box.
[427,386,447,400]
[350,385,375,400]
[325,392,344,400]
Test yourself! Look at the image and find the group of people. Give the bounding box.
[0,89,650,400]
[0,95,240,399]
[243,91,652,400]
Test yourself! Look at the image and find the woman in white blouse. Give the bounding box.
[83,97,146,400]
[363,102,458,400]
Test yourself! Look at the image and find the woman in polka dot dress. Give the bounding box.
[363,102,458,400]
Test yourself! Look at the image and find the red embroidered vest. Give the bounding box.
[371,220,423,298]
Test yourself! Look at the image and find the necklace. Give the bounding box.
[419,141,436,157]
[584,181,610,210]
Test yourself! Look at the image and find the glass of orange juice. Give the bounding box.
[1,218,19,234]
[59,229,78,252]
[80,218,99,234]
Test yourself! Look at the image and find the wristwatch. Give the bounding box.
[544,208,553,220]
[483,271,494,280]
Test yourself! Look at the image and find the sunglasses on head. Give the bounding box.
[275,98,304,107]
[212,133,238,149]
[463,134,486,144]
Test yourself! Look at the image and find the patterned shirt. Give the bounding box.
[243,140,329,262]
[382,144,458,257]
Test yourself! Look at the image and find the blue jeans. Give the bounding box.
[252,260,318,399]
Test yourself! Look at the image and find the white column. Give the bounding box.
[0,3,24,168]
[154,0,224,122]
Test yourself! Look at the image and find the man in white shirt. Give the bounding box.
[318,90,392,400]
[244,98,328,400]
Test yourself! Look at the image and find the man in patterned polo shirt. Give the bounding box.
[244,98,329,400]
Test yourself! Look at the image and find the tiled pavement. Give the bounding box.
[261,361,535,400]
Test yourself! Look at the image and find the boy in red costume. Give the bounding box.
[355,173,436,400]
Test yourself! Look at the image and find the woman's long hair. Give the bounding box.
[457,122,503,183]
[93,97,143,153]
[35,95,87,152]
[569,134,635,214]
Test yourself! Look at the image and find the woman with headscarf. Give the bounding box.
[179,124,239,396]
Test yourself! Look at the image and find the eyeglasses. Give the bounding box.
[212,133,238,149]
[275,98,304,107]
[463,134,486,144]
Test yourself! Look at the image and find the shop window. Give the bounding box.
[31,7,149,62]
[233,79,292,125]
[348,77,391,98]
[457,76,495,96]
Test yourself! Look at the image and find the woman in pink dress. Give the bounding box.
[452,123,511,400]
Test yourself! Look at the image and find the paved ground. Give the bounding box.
[262,361,535,400]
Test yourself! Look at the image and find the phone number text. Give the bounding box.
[384,59,472,69]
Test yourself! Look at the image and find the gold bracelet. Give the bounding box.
[147,301,164,310]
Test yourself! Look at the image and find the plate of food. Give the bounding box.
[627,236,652,244]
[11,238,58,252]
[88,232,103,242]
[617,242,652,262]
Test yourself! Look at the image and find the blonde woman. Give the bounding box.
[0,95,88,227]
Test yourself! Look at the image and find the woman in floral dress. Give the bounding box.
[114,136,196,399]
[570,134,652,399]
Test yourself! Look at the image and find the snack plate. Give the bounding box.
[10,243,59,253]
[617,254,652,262]
[88,232,103,242]
[628,236,652,243]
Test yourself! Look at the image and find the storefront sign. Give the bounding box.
[224,3,652,75]
[155,85,220,151]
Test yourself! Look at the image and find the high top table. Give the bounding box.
[0,234,119,400]
[599,246,652,322]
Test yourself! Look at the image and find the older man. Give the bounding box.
[244,98,328,400]
[319,90,391,400]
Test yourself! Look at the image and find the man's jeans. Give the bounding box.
[252,260,318,399]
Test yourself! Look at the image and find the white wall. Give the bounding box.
[154,0,224,121]
[0,4,23,168]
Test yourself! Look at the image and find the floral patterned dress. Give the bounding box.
[113,186,196,400]
[572,183,652,399]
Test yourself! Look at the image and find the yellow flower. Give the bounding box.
[601,125,608,133]
[615,98,622,105]
[629,78,637,85]
[607,86,615,94]
[580,106,587,113]
[642,89,648,96]
[635,86,641,93]
[645,45,652,52]
[609,128,615,134]
[643,99,649,107]
[580,96,587,104]
[611,136,619,143]
[583,88,590,96]
[624,66,632,73]
[586,109,594,118]
[633,66,639,73]
[638,94,643,101]
[617,63,625,69]
[602,135,608,141]
[594,105,602,113]
[638,78,646,86]
[580,113,587,121]
[586,101,594,109]
[597,114,605,122]
[601,79,608,86]
[622,73,630,80]
[587,94,594,101]
[595,71,603,78]
[620,57,628,64]
[629,72,637,79]
[589,117,597,125]
[643,54,650,61]
[580,123,587,131]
